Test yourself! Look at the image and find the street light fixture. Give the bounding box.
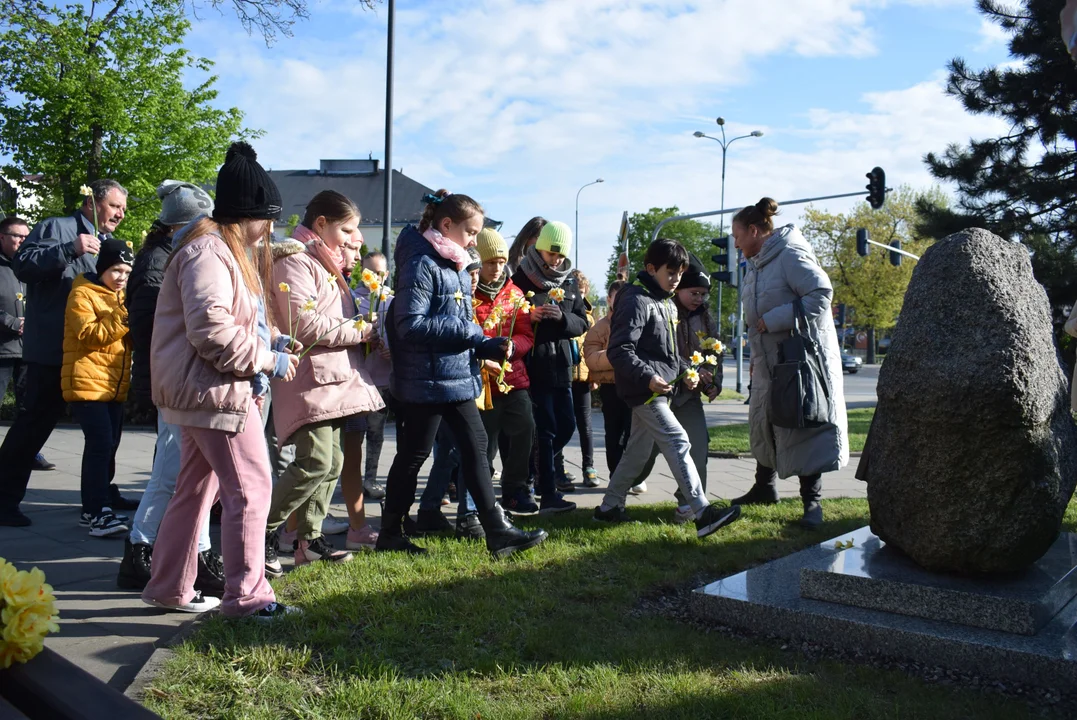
[575,178,604,269]
[693,118,764,393]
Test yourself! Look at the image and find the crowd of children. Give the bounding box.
[1,142,854,621]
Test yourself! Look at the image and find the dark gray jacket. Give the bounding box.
[0,253,25,360]
[14,212,99,366]
[608,271,686,407]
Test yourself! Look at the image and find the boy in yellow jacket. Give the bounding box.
[63,239,134,537]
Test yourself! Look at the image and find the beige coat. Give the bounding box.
[583,315,615,385]
[269,240,384,446]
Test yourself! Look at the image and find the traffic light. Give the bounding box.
[856,228,869,257]
[889,240,902,267]
[710,235,738,287]
[866,167,886,209]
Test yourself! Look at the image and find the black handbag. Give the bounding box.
[768,299,831,429]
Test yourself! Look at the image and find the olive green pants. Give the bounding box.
[265,419,344,541]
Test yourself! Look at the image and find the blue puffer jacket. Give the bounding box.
[387,225,502,404]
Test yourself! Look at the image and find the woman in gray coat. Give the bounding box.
[729,198,848,528]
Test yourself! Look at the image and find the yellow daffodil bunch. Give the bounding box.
[644,340,726,405]
[0,558,60,669]
[548,287,565,303]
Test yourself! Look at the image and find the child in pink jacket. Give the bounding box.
[142,143,299,619]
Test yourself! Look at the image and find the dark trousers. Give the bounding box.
[384,400,496,517]
[530,386,576,497]
[599,384,631,473]
[0,363,66,512]
[70,401,124,516]
[0,359,27,415]
[571,381,594,470]
[481,389,535,496]
[756,463,822,506]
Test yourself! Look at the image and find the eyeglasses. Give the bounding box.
[686,291,709,300]
[1,232,27,241]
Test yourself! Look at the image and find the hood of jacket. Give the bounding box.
[271,238,305,262]
[750,224,809,271]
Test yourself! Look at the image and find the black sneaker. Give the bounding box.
[555,478,576,493]
[250,602,300,621]
[195,550,226,597]
[363,481,386,501]
[694,504,742,539]
[415,508,454,536]
[455,512,485,540]
[265,530,283,578]
[88,508,129,538]
[0,508,31,527]
[539,493,577,514]
[81,510,129,527]
[593,505,633,524]
[117,539,153,590]
[499,492,539,517]
[31,453,56,471]
[108,485,140,511]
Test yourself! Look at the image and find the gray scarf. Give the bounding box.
[477,271,508,299]
[519,245,572,290]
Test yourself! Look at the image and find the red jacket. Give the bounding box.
[474,279,533,394]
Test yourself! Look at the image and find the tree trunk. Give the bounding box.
[87,123,103,182]
[866,326,876,365]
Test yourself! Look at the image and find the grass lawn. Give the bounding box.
[143,498,1073,720]
[709,408,875,455]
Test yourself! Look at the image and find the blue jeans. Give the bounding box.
[419,421,475,514]
[70,401,123,517]
[129,412,211,552]
[530,386,576,497]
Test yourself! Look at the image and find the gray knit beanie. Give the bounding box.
[157,180,214,226]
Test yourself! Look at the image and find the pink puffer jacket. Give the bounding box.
[151,233,277,433]
[269,240,384,446]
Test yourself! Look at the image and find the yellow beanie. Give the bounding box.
[476,228,508,262]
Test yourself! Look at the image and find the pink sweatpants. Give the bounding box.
[142,405,275,617]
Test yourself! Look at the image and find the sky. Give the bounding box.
[182,0,1015,289]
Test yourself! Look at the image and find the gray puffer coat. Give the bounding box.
[743,224,848,478]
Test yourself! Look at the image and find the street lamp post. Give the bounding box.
[574,179,604,269]
[693,118,763,394]
[381,0,395,272]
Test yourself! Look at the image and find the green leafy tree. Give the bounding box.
[803,187,943,362]
[915,0,1077,322]
[604,206,738,338]
[0,0,254,242]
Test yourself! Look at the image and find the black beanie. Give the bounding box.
[679,253,711,291]
[212,142,282,221]
[96,238,135,276]
[465,246,482,273]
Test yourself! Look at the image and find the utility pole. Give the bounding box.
[381,0,395,274]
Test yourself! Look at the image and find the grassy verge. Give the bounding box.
[709,408,875,454]
[143,498,1067,720]
[716,388,744,401]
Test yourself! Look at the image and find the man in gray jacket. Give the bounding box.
[0,179,131,527]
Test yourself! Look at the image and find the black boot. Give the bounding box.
[117,539,152,590]
[455,512,485,540]
[480,504,547,559]
[799,474,823,529]
[415,508,454,536]
[731,463,780,506]
[376,512,428,555]
[194,549,226,598]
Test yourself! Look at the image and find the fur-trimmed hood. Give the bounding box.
[271,237,305,262]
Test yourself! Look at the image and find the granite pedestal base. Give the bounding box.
[692,527,1077,690]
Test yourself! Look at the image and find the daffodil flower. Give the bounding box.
[696,330,707,340]
[15,293,23,301]
[354,318,368,332]
[454,290,463,304]
[327,274,337,285]
[369,280,381,293]
[548,287,565,303]
[79,185,92,197]
[685,368,700,385]
[300,298,317,313]
[125,241,133,249]
[525,291,535,298]
[279,282,291,293]
[361,268,376,285]
[690,351,704,365]
[140,230,148,240]
[379,289,391,302]
[705,354,719,366]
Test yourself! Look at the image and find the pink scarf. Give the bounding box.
[293,224,353,300]
[422,228,470,271]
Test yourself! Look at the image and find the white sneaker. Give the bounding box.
[143,591,221,613]
[628,481,648,496]
[321,514,349,536]
[672,506,694,525]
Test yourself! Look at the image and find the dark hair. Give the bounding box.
[302,190,360,229]
[644,237,689,271]
[418,189,483,233]
[0,216,29,235]
[607,279,626,297]
[508,216,547,270]
[733,197,779,234]
[363,250,386,265]
[86,178,127,203]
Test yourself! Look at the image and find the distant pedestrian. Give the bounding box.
[143,142,299,618]
[0,179,133,528]
[380,189,546,557]
[729,198,848,529]
[119,180,224,596]
[62,239,134,537]
[354,250,391,503]
[594,237,741,539]
[566,268,597,488]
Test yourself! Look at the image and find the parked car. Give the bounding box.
[841,352,863,374]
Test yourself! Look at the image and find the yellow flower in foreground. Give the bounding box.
[701,337,718,351]
[300,298,317,313]
[453,290,463,303]
[353,318,368,332]
[502,360,511,373]
[125,241,134,249]
[525,291,535,298]
[690,351,704,366]
[696,330,707,340]
[369,279,381,293]
[361,268,376,285]
[3,602,59,645]
[705,354,719,366]
[520,301,531,314]
[713,341,725,354]
[685,368,700,384]
[15,293,22,302]
[278,282,291,293]
[548,287,565,303]
[79,184,93,197]
[141,230,148,239]
[1,565,52,608]
[497,382,514,394]
[327,274,337,285]
[379,289,391,302]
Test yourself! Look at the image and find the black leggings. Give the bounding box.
[572,381,594,469]
[384,400,497,516]
[599,384,631,473]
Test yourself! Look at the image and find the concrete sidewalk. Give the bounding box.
[0,404,867,691]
